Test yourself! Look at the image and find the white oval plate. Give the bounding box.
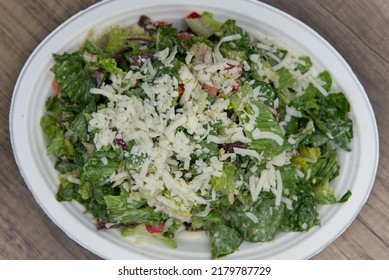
[10,0,379,259]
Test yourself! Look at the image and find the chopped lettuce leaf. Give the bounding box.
[280,184,320,232]
[83,149,122,186]
[314,180,337,204]
[56,182,81,202]
[291,146,321,172]
[156,24,180,51]
[208,224,243,259]
[318,71,332,91]
[217,19,251,50]
[96,54,124,75]
[105,27,130,56]
[277,67,295,91]
[210,165,236,191]
[69,112,88,140]
[338,190,352,203]
[45,95,62,120]
[46,130,66,155]
[51,52,97,108]
[230,198,284,242]
[40,114,61,139]
[185,11,222,38]
[248,100,286,159]
[121,224,177,248]
[296,56,312,74]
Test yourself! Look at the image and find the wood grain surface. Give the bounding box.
[1,0,388,259]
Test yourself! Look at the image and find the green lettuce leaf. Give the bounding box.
[277,67,295,91]
[291,146,321,172]
[248,100,286,159]
[292,72,353,151]
[318,71,332,91]
[208,224,243,259]
[156,24,180,51]
[280,183,320,232]
[121,224,177,248]
[104,195,164,225]
[97,54,124,75]
[217,19,250,50]
[215,19,252,60]
[51,52,96,108]
[40,114,61,139]
[105,27,129,56]
[210,165,236,191]
[83,149,122,186]
[45,95,62,120]
[56,173,82,202]
[314,180,337,204]
[296,56,312,74]
[185,11,222,38]
[229,84,286,159]
[46,130,75,158]
[229,197,284,242]
[68,112,88,140]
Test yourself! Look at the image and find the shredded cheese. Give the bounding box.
[85,26,333,220]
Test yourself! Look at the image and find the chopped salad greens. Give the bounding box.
[41,12,353,259]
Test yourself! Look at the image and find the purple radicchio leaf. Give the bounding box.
[222,141,249,153]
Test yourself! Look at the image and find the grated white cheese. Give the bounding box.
[206,134,229,144]
[253,131,284,146]
[256,42,273,51]
[275,170,283,206]
[266,51,282,63]
[214,34,242,63]
[308,76,328,96]
[66,174,81,185]
[185,51,194,65]
[233,147,263,162]
[281,197,293,210]
[286,106,302,118]
[245,212,259,223]
[100,157,108,165]
[242,60,251,71]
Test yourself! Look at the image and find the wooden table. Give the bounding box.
[1,0,388,259]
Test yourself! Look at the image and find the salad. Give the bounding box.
[40,12,353,259]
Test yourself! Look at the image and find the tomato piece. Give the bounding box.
[225,63,243,72]
[52,79,60,94]
[178,33,193,48]
[186,12,201,19]
[155,21,167,28]
[202,83,218,98]
[178,83,185,95]
[145,224,164,234]
[232,78,242,92]
[177,32,192,42]
[225,64,235,70]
